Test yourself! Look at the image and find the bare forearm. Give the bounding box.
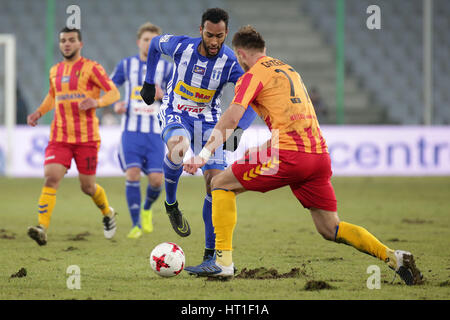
[204,115,239,154]
[203,104,245,154]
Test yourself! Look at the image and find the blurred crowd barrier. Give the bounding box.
[1,124,449,177]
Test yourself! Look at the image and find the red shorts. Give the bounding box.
[44,141,100,175]
[232,148,337,212]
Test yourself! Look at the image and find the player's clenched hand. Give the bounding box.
[114,101,127,114]
[79,98,99,110]
[140,82,156,105]
[27,111,41,127]
[183,156,207,175]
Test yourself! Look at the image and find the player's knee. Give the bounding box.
[80,183,96,196]
[317,228,336,241]
[126,167,141,181]
[44,175,61,189]
[167,136,189,163]
[44,177,59,189]
[210,174,225,191]
[203,170,217,190]
[310,208,339,241]
[148,173,163,189]
[315,222,339,241]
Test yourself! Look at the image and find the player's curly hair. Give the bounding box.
[232,25,265,51]
[201,8,229,28]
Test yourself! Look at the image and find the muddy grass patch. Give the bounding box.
[63,246,79,252]
[67,232,91,241]
[401,218,433,224]
[10,267,27,278]
[439,280,450,287]
[304,280,335,291]
[235,267,302,279]
[0,229,16,240]
[387,238,407,243]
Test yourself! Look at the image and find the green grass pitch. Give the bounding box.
[0,176,449,300]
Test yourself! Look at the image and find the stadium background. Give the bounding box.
[0,0,449,302]
[0,0,449,176]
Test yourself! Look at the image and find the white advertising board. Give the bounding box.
[0,125,449,177]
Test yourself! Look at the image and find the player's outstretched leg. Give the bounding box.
[322,215,424,285]
[385,249,423,285]
[334,220,423,285]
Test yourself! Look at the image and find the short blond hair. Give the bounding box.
[137,22,162,39]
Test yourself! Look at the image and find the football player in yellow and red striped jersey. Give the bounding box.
[183,26,423,285]
[26,27,120,245]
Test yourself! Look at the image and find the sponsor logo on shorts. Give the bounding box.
[242,156,281,181]
[45,155,56,161]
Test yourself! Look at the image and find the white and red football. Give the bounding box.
[149,242,185,277]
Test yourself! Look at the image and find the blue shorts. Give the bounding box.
[159,107,226,171]
[118,131,165,174]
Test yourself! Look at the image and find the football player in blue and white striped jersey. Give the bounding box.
[111,22,173,239]
[141,8,256,264]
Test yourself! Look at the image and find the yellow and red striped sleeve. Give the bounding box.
[88,62,120,107]
[37,66,57,116]
[232,72,264,109]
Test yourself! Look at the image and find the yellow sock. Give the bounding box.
[336,221,390,262]
[216,250,233,267]
[212,189,237,266]
[37,186,57,230]
[91,184,111,216]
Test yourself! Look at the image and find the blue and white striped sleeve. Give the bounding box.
[110,59,126,87]
[145,34,184,84]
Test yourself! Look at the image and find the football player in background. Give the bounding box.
[140,8,256,267]
[26,27,120,245]
[183,26,423,285]
[111,22,173,239]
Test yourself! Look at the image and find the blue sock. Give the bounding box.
[163,155,183,205]
[144,184,162,210]
[203,193,215,250]
[126,180,141,228]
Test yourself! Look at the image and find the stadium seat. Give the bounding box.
[0,0,448,124]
